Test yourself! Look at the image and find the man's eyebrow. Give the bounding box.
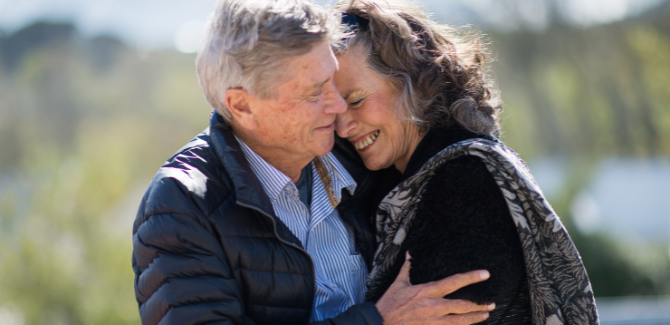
[300,78,330,99]
[310,78,330,90]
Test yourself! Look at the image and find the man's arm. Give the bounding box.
[133,212,250,325]
[374,253,494,325]
[134,212,490,325]
[310,254,493,325]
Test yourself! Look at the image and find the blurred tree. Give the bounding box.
[0,22,209,325]
[492,6,670,159]
[1,3,670,321]
[0,22,78,74]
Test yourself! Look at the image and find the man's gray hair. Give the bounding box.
[196,0,343,123]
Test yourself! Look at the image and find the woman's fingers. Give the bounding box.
[422,269,490,297]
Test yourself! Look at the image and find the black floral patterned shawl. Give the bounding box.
[367,138,599,325]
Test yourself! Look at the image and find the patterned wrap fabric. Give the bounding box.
[366,138,599,325]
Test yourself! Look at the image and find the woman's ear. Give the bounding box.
[224,88,256,129]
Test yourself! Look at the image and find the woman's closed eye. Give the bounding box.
[349,97,364,107]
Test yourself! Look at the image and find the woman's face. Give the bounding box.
[334,49,423,172]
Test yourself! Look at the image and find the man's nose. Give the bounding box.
[323,84,347,115]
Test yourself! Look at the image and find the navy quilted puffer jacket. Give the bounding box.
[132,112,383,325]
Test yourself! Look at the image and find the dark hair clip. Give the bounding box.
[342,12,369,32]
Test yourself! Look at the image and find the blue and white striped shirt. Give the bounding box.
[235,137,368,322]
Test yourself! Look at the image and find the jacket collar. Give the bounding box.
[208,111,277,219]
[207,111,374,257]
[402,124,493,180]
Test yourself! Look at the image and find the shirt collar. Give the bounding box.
[314,153,357,200]
[235,135,291,202]
[235,135,357,202]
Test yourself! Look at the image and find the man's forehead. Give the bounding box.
[297,65,335,87]
[284,43,337,88]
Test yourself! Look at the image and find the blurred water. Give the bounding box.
[580,158,670,242]
[532,157,670,244]
[597,295,670,325]
[528,156,569,200]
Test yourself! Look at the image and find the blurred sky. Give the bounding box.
[0,0,666,52]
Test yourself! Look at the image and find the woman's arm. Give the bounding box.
[406,155,528,306]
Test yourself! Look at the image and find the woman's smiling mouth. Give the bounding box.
[352,130,380,150]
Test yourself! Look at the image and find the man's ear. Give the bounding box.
[224,88,256,129]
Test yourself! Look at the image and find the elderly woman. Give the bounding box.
[332,1,599,324]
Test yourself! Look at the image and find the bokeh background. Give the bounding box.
[0,0,669,324]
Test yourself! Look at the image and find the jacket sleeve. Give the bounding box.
[405,155,528,305]
[133,211,252,325]
[309,302,383,325]
[133,211,384,325]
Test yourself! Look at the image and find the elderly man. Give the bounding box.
[132,0,494,324]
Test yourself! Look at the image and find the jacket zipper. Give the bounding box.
[236,202,317,319]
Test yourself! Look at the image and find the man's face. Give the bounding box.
[245,41,346,164]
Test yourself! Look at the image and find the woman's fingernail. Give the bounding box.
[488,303,496,311]
[482,312,489,320]
[405,251,410,260]
[479,271,490,280]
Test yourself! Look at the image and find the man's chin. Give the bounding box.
[312,136,335,156]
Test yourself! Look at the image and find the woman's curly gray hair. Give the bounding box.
[334,0,502,136]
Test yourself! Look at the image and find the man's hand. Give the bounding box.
[375,252,495,325]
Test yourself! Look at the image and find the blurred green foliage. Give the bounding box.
[494,13,670,159]
[490,5,670,298]
[0,23,210,324]
[0,3,669,323]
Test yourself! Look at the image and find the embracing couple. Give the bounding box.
[131,0,599,324]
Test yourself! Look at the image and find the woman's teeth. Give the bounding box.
[354,130,380,150]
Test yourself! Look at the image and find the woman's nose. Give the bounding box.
[336,111,357,138]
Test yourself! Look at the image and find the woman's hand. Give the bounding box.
[375,252,495,325]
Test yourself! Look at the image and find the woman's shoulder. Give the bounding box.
[423,149,497,196]
[414,155,506,233]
